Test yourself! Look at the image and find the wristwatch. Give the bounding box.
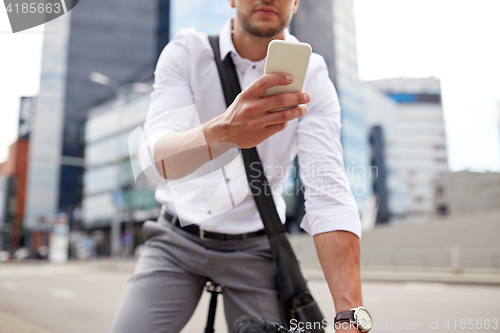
[334,306,372,332]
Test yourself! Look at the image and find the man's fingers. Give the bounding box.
[247,73,293,97]
[263,105,307,126]
[257,91,311,112]
[263,121,289,137]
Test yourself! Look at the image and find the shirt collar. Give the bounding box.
[219,19,237,60]
[218,18,295,61]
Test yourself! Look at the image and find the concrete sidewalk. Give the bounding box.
[2,260,500,333]
[0,311,53,333]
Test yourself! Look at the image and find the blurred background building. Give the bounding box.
[23,0,170,242]
[433,170,500,217]
[498,102,500,147]
[364,86,407,224]
[291,0,372,214]
[0,97,34,252]
[365,78,448,223]
[80,90,158,257]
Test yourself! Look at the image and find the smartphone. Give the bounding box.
[263,40,312,111]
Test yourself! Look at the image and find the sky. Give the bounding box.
[0,9,44,163]
[354,0,500,171]
[0,0,499,172]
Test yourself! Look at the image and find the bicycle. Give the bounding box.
[203,280,306,333]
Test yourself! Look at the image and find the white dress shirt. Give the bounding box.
[139,19,361,237]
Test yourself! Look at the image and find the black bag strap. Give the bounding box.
[209,35,326,332]
[208,35,286,238]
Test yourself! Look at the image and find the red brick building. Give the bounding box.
[0,139,29,250]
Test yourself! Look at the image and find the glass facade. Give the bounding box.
[331,0,371,212]
[26,0,170,230]
[25,13,72,229]
[291,0,371,214]
[81,1,233,229]
[0,176,10,250]
[82,94,159,227]
[59,0,161,211]
[367,78,448,222]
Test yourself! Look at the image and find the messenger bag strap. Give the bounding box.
[208,35,286,238]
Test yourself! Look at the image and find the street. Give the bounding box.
[0,261,499,333]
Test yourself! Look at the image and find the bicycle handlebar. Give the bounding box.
[234,315,305,333]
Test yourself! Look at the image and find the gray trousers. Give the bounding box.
[110,215,281,333]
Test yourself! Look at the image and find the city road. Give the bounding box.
[0,261,499,333]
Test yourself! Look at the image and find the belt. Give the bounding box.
[162,207,266,241]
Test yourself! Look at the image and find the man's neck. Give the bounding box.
[231,19,286,62]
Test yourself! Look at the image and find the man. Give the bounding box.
[111,0,366,332]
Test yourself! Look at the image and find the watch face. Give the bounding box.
[355,308,373,330]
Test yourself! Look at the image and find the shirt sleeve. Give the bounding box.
[138,29,199,184]
[297,55,362,238]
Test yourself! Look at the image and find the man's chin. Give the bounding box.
[247,23,283,38]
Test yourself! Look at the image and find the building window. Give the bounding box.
[436,204,449,216]
[435,185,445,198]
[434,145,446,150]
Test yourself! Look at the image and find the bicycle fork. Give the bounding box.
[205,279,223,333]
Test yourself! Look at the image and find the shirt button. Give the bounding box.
[252,65,256,69]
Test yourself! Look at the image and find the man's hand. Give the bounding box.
[153,73,310,180]
[203,73,311,148]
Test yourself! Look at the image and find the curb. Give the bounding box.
[301,266,500,285]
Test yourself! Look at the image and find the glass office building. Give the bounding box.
[82,92,159,229]
[364,86,411,223]
[25,0,170,231]
[367,78,448,222]
[291,0,372,214]
[0,176,11,251]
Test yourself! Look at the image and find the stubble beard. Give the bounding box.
[237,5,292,38]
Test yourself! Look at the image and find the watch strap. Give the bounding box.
[334,310,355,323]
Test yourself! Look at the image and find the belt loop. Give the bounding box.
[161,205,177,230]
[171,214,177,230]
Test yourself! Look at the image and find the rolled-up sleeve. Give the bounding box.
[138,29,198,183]
[297,55,362,238]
